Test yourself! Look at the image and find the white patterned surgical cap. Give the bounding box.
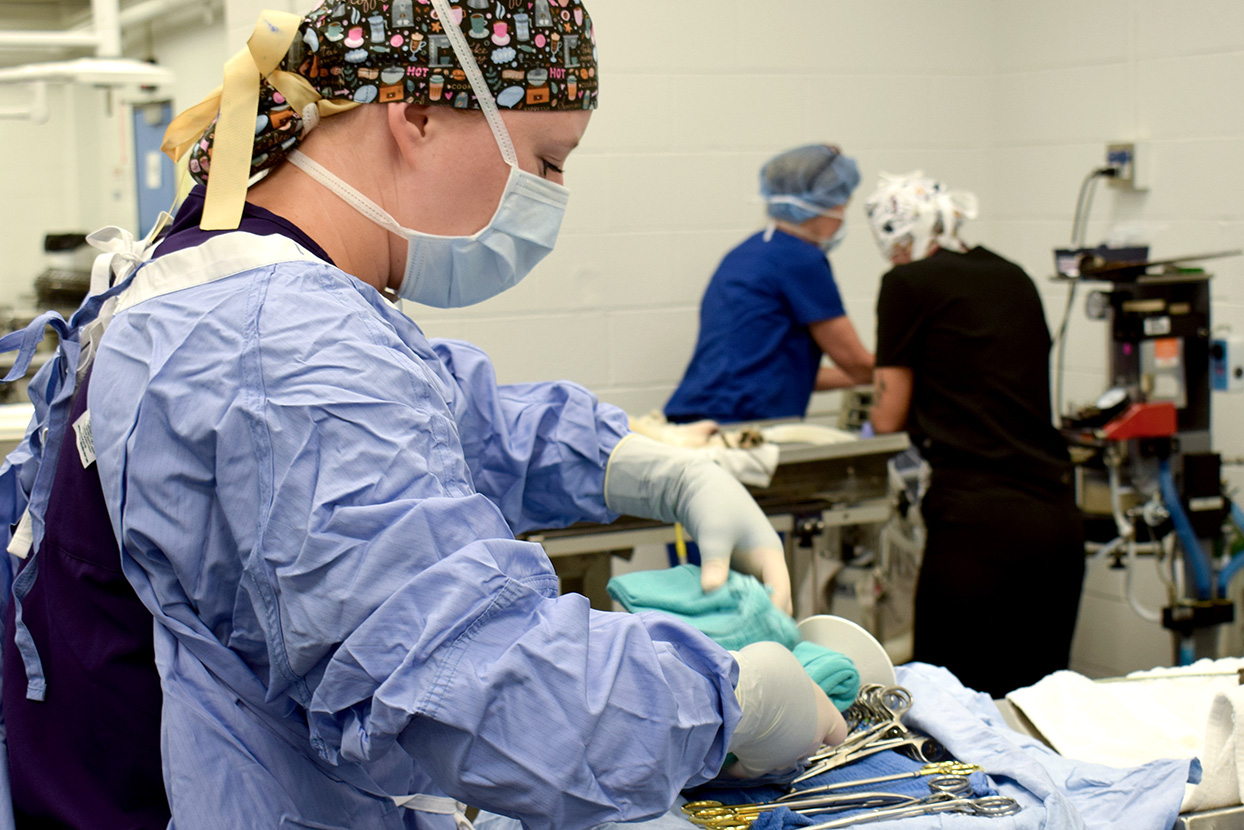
[864,171,979,263]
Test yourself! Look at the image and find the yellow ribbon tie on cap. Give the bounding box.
[161,9,359,231]
[162,90,225,165]
[201,43,262,231]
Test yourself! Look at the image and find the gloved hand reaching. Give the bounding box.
[604,434,792,613]
[727,641,849,777]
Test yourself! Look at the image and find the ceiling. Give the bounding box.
[0,0,215,68]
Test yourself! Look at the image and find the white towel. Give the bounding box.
[625,412,781,487]
[1007,670,1205,769]
[759,423,855,445]
[1007,660,1244,812]
[703,444,781,488]
[1183,687,1244,812]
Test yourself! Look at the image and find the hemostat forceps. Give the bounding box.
[795,684,947,784]
[684,792,913,828]
[777,762,981,800]
[801,792,1021,829]
[683,775,976,828]
[794,734,947,784]
[822,686,913,755]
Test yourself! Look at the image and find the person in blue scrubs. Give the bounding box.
[0,3,846,828]
[665,144,875,424]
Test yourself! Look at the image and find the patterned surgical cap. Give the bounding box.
[172,0,597,192]
[864,172,979,263]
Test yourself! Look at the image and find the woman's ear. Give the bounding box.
[387,102,431,167]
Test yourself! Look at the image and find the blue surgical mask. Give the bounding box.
[286,0,570,309]
[820,219,847,254]
[399,167,568,307]
[286,151,568,308]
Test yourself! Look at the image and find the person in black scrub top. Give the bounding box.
[864,172,1085,698]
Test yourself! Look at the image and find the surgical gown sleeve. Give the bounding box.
[431,338,629,535]
[90,260,739,830]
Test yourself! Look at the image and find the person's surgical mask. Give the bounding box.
[762,198,847,253]
[287,151,568,308]
[287,0,570,308]
[766,195,845,222]
[819,218,847,254]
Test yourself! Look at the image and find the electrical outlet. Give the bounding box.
[1105,142,1135,187]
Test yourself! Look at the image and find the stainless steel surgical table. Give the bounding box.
[524,432,911,617]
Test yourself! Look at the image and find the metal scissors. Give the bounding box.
[685,793,915,828]
[799,685,925,781]
[794,733,948,784]
[801,793,1021,829]
[778,761,981,799]
[683,775,975,827]
[819,686,913,760]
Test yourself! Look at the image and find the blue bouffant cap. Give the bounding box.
[760,144,861,224]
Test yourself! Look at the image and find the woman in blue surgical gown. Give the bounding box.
[0,2,844,828]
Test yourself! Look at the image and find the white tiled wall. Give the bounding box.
[407,0,1001,419]
[986,1,1244,478]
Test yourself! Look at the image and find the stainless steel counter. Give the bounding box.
[524,432,910,609]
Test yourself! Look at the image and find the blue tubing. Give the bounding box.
[1159,458,1213,601]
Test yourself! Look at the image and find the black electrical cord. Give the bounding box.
[1054,167,1116,427]
[1071,168,1109,249]
[1071,175,1093,247]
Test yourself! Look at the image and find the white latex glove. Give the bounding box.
[726,642,849,778]
[604,434,792,613]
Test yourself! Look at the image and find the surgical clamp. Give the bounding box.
[795,685,948,784]
[793,733,947,784]
[809,685,913,763]
[801,792,1021,829]
[832,686,912,747]
[686,793,913,828]
[683,775,975,827]
[777,762,981,800]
